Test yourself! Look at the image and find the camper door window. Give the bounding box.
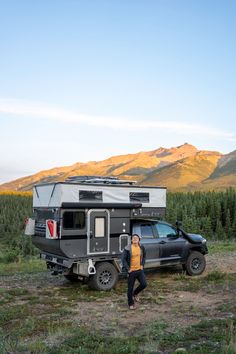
[95,217,105,237]
[63,211,85,229]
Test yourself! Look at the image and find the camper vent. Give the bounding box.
[65,176,137,185]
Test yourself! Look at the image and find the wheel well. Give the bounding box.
[94,260,121,273]
[189,246,205,256]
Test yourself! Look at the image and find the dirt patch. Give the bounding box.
[206,252,236,274]
[68,286,234,336]
[53,251,236,335]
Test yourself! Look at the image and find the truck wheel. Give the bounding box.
[88,262,118,291]
[185,251,206,276]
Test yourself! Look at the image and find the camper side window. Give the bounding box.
[63,212,85,229]
[79,190,103,201]
[129,192,149,203]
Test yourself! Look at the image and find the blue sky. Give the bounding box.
[0,0,235,183]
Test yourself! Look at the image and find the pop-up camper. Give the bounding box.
[25,176,166,289]
[26,176,208,289]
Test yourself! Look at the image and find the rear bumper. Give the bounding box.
[40,252,73,269]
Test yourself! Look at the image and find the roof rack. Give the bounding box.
[65,175,137,185]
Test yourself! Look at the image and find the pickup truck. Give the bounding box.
[76,219,208,290]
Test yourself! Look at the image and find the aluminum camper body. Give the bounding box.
[27,179,166,289]
[32,181,166,258]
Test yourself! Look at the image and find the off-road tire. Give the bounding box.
[185,251,206,276]
[88,262,118,291]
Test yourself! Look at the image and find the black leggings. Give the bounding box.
[127,269,147,306]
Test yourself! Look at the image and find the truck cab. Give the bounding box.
[132,219,207,274]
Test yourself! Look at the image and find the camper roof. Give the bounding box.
[65,175,137,185]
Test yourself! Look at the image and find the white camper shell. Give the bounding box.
[26,176,167,290]
[33,181,166,209]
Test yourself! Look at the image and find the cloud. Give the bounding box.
[0,97,235,141]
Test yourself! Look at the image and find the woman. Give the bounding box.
[122,234,147,310]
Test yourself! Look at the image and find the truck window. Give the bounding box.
[140,224,154,238]
[155,223,177,238]
[63,211,85,229]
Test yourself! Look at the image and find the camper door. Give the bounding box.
[87,209,110,255]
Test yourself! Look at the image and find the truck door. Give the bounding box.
[88,209,110,255]
[132,222,160,268]
[154,222,186,262]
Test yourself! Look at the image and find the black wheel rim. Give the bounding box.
[98,270,112,285]
[191,257,201,271]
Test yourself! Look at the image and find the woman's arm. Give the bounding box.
[141,245,146,266]
[121,249,129,272]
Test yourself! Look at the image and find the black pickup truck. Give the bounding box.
[81,219,208,290]
[132,219,208,276]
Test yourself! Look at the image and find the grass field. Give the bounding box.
[208,240,236,254]
[0,242,236,353]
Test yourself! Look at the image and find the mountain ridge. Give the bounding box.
[1,143,236,192]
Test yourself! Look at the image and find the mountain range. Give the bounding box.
[1,143,236,192]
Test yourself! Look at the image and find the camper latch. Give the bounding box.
[88,259,96,275]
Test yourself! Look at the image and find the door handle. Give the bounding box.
[159,240,166,244]
[90,231,93,239]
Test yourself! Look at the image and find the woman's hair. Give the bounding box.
[131,234,141,242]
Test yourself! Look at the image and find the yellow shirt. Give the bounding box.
[130,244,141,272]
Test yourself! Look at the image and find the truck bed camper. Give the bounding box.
[25,176,208,290]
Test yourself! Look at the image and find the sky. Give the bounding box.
[0,0,236,184]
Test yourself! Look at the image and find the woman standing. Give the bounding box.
[122,234,147,310]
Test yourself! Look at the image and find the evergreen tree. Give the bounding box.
[201,216,212,238]
[225,209,232,238]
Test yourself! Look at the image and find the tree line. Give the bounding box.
[0,189,235,261]
[166,188,236,240]
[0,193,34,262]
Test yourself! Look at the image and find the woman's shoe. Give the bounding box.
[129,305,136,310]
[134,295,141,303]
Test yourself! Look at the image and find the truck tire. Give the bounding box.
[88,262,118,291]
[185,251,206,276]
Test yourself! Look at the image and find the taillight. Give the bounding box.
[46,220,58,239]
